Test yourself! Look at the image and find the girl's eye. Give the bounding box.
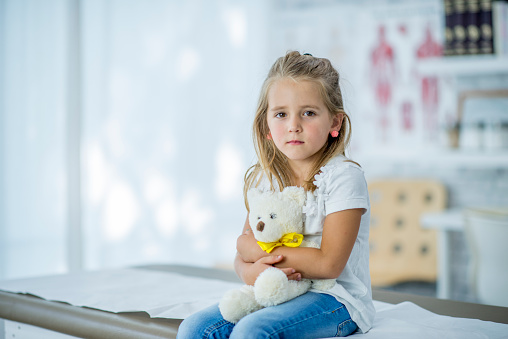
[275,112,286,118]
[303,111,316,117]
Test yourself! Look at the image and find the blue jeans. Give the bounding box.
[177,292,357,338]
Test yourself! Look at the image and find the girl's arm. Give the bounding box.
[237,208,363,280]
[234,216,301,285]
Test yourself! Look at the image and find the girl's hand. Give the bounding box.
[242,255,301,286]
[236,228,266,263]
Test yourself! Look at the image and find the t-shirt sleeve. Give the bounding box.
[324,162,369,216]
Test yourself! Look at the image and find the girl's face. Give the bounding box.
[266,77,342,173]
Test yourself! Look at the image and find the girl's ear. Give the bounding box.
[331,113,344,132]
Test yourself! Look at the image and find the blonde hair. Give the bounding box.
[244,51,353,209]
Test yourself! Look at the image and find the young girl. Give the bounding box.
[177,51,375,338]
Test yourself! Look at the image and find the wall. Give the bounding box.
[269,0,508,302]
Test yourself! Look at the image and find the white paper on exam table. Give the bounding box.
[0,268,242,319]
[1,268,508,338]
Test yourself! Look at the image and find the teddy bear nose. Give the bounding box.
[256,221,265,232]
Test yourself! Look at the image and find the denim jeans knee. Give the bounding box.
[337,318,358,337]
[176,304,233,339]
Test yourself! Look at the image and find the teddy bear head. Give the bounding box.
[247,186,306,243]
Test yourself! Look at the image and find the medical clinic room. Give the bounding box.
[1,0,508,338]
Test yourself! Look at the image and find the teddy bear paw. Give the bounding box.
[254,267,291,307]
[219,285,263,324]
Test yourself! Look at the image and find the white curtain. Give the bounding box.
[1,0,70,280]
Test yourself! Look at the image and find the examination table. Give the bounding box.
[1,265,507,338]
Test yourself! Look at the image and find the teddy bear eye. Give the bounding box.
[270,213,276,219]
[257,216,261,220]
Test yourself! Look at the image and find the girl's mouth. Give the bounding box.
[287,140,304,145]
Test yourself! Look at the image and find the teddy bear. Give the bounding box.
[218,186,336,324]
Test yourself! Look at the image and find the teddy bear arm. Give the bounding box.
[301,239,320,249]
[311,278,337,291]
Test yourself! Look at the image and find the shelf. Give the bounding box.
[356,148,508,169]
[417,55,508,77]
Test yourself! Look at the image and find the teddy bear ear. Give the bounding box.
[247,188,264,204]
[281,186,306,206]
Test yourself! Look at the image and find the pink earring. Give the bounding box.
[267,133,272,140]
[331,131,339,138]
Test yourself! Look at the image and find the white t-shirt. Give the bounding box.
[256,155,375,333]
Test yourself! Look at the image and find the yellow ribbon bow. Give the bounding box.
[257,232,304,253]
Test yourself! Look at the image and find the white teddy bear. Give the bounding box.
[219,186,336,324]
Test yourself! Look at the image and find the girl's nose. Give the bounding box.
[288,116,302,133]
